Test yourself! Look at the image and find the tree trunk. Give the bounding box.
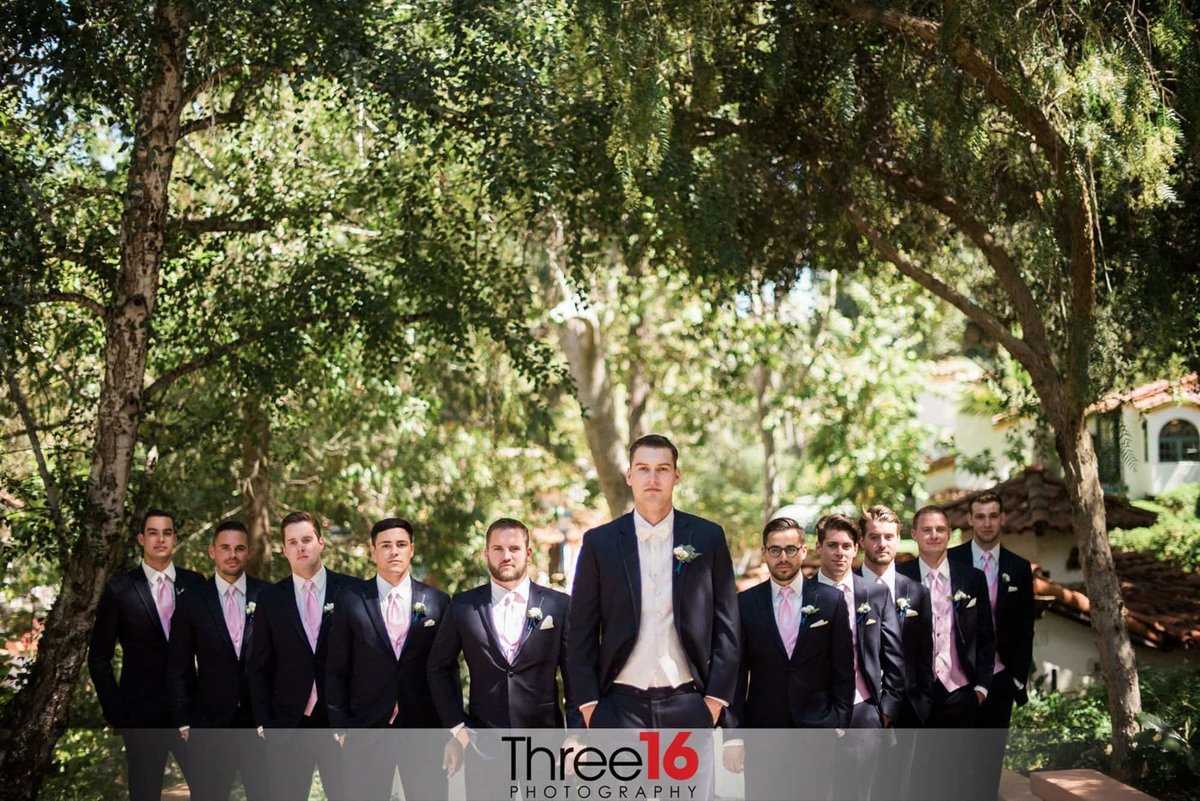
[754,362,780,524]
[626,321,651,444]
[240,395,273,579]
[555,314,633,518]
[0,3,187,796]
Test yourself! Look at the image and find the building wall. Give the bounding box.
[1146,406,1200,495]
[1033,614,1196,692]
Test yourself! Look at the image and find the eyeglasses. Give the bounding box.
[765,546,803,558]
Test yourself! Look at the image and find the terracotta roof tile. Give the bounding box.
[1089,373,1200,415]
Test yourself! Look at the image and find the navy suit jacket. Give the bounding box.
[847,573,906,721]
[244,568,354,728]
[948,542,1035,704]
[88,564,207,728]
[892,571,935,724]
[896,558,996,693]
[325,576,450,729]
[427,582,582,729]
[566,510,741,711]
[731,578,853,729]
[167,575,270,728]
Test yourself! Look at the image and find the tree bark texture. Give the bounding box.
[240,395,273,579]
[0,3,187,796]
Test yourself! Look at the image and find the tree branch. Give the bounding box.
[179,108,245,138]
[143,311,430,401]
[868,155,1054,362]
[844,204,1040,368]
[27,292,107,319]
[181,63,249,109]
[169,216,272,235]
[3,368,65,534]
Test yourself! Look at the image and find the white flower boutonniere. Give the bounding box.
[672,545,701,574]
[1002,573,1011,584]
[411,600,427,623]
[323,602,335,615]
[245,602,256,617]
[950,590,975,609]
[855,601,872,625]
[896,597,911,612]
[525,607,543,630]
[800,604,819,616]
[856,602,871,614]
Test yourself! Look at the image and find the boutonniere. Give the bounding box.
[896,597,919,618]
[672,545,701,574]
[323,603,335,615]
[798,604,819,626]
[950,590,976,609]
[525,607,543,630]
[411,600,427,623]
[855,602,871,625]
[245,602,256,617]
[1002,573,1011,584]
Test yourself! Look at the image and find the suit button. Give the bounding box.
[507,670,515,678]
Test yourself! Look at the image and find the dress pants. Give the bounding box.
[833,701,884,801]
[265,710,345,801]
[742,728,835,801]
[122,728,192,801]
[910,683,990,801]
[975,669,1018,800]
[187,725,268,801]
[342,726,447,801]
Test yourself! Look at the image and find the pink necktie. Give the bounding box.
[929,571,968,692]
[224,586,244,655]
[842,583,874,703]
[384,591,409,658]
[980,552,1006,674]
[777,585,798,657]
[155,575,174,639]
[302,580,319,716]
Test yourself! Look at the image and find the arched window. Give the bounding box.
[1158,419,1200,462]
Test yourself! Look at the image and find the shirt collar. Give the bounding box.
[292,565,327,594]
[491,577,531,605]
[376,572,411,601]
[632,508,674,540]
[215,573,247,596]
[770,576,802,604]
[865,562,896,593]
[816,570,852,592]
[970,540,998,567]
[918,556,951,584]
[142,561,176,584]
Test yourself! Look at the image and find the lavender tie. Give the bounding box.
[155,575,174,639]
[777,585,798,657]
[224,586,244,655]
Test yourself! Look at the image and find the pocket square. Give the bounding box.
[866,618,877,625]
[423,618,436,627]
[1008,585,1019,593]
[966,598,977,608]
[809,619,828,628]
[539,615,554,630]
[905,609,919,618]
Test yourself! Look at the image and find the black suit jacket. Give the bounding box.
[167,576,270,728]
[88,564,207,728]
[845,573,905,722]
[566,510,740,709]
[731,578,853,729]
[428,582,582,729]
[244,568,354,728]
[896,558,996,693]
[892,571,935,724]
[948,542,1035,704]
[325,576,450,729]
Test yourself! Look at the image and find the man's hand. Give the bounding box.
[580,702,597,729]
[178,726,189,743]
[335,732,346,749]
[443,737,465,778]
[976,690,986,706]
[704,697,723,725]
[722,743,744,774]
[256,726,265,740]
[881,712,892,728]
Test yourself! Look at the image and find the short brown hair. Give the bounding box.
[762,517,805,547]
[859,505,902,535]
[911,504,948,531]
[968,491,1004,515]
[629,434,679,467]
[486,517,530,547]
[370,517,414,545]
[816,513,860,545]
[280,510,321,540]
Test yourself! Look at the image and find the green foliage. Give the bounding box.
[1111,483,1200,574]
[1008,668,1200,801]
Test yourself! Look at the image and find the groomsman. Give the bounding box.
[814,513,904,801]
[896,505,995,801]
[167,520,269,801]
[89,509,206,801]
[427,518,579,798]
[245,511,353,801]
[858,505,933,727]
[326,517,451,801]
[948,492,1035,794]
[723,517,852,801]
[566,434,740,730]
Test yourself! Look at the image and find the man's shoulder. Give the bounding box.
[738,579,770,603]
[895,559,921,580]
[675,510,723,536]
[804,578,842,606]
[412,579,451,605]
[894,571,926,596]
[533,583,570,606]
[999,546,1033,572]
[583,514,632,540]
[453,583,491,606]
[325,569,359,593]
[947,542,973,562]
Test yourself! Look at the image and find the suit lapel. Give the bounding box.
[242,581,263,664]
[132,568,167,643]
[764,581,790,661]
[202,578,238,657]
[362,579,394,658]
[671,513,690,637]
[398,581,427,660]
[617,515,642,630]
[476,587,506,663]
[510,583,540,663]
[282,580,313,652]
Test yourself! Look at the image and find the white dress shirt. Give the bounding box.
[214,573,248,615]
[817,571,870,704]
[864,562,897,600]
[292,565,328,617]
[377,572,412,614]
[770,576,803,620]
[141,560,177,590]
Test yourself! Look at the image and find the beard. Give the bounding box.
[489,562,525,582]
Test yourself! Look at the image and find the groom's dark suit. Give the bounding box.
[566,509,740,726]
[89,564,206,801]
[166,575,269,801]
